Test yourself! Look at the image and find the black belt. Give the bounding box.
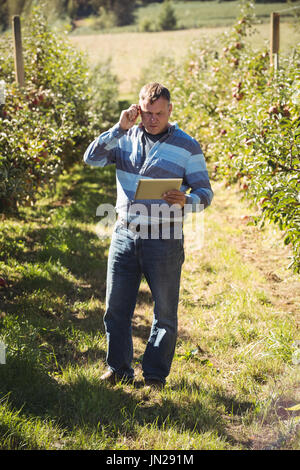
[118,218,181,236]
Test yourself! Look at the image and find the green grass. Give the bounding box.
[0,162,299,450]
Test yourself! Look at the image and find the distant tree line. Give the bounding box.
[0,0,291,31]
[0,0,138,29]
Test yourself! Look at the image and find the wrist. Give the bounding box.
[118,122,129,132]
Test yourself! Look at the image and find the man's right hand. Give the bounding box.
[119,104,140,131]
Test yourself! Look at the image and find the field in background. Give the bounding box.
[70,22,300,97]
[135,0,298,29]
[72,1,299,33]
[69,0,300,97]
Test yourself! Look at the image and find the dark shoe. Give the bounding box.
[144,379,164,390]
[100,370,134,386]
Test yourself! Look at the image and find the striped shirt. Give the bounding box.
[83,122,213,224]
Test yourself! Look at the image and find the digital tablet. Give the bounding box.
[134,178,183,200]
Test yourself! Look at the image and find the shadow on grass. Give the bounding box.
[1,165,114,304]
[0,352,254,449]
[0,165,114,395]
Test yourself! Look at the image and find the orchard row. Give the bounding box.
[152,5,299,272]
[0,8,119,212]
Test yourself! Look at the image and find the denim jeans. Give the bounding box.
[104,222,184,384]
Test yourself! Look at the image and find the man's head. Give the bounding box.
[139,82,172,135]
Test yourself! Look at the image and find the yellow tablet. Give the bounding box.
[134,178,183,200]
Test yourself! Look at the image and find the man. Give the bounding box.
[84,82,213,389]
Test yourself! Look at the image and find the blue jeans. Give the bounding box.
[104,222,184,384]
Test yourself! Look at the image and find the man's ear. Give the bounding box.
[168,103,173,116]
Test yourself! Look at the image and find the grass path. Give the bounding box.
[0,164,299,450]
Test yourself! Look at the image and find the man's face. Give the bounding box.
[139,96,172,135]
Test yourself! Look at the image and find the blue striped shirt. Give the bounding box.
[83,122,213,223]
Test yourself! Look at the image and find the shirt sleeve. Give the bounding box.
[183,143,214,211]
[83,123,127,167]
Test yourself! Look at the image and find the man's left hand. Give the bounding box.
[163,190,186,208]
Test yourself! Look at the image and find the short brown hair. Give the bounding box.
[139,82,171,104]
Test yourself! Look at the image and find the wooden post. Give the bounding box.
[270,12,280,69]
[12,15,25,87]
